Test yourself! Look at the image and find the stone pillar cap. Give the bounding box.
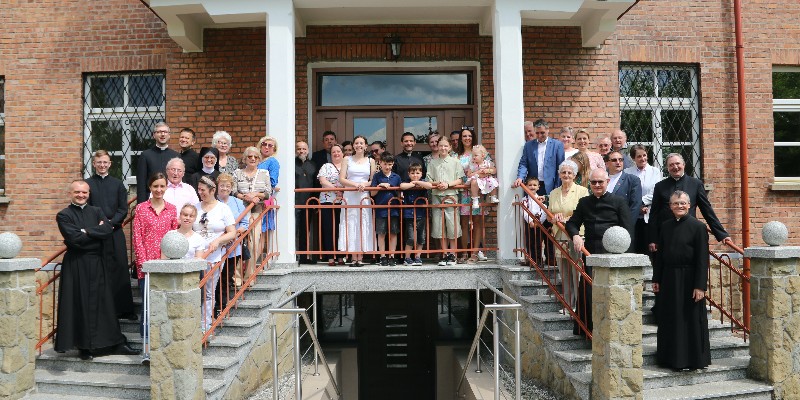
[0,258,40,272]
[586,253,651,268]
[744,246,800,260]
[142,259,208,274]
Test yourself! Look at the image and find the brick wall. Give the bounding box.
[0,0,175,257]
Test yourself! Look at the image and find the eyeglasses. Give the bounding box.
[461,125,474,131]
[608,158,623,162]
[371,149,381,153]
[155,130,170,134]
[246,155,259,159]
[670,201,689,206]
[589,180,606,185]
[261,143,275,148]
[167,167,184,173]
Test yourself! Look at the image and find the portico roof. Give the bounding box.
[142,0,636,51]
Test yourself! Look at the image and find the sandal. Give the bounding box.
[467,256,478,264]
[328,260,336,266]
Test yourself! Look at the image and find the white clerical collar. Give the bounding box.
[672,174,685,181]
[156,144,169,150]
[71,202,87,209]
[98,173,109,178]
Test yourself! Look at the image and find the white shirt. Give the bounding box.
[194,201,235,263]
[536,138,548,180]
[608,171,622,193]
[624,164,663,222]
[162,181,200,209]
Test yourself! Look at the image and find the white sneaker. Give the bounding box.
[471,198,480,210]
[477,251,488,261]
[489,195,500,204]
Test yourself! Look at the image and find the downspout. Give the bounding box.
[733,0,751,330]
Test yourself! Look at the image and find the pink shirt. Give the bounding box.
[132,200,178,279]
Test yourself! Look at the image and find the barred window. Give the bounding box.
[83,72,166,182]
[0,77,5,191]
[773,67,800,180]
[619,65,701,177]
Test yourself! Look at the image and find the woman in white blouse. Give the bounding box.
[317,144,345,266]
[624,144,662,255]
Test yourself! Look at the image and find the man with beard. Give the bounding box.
[56,180,138,360]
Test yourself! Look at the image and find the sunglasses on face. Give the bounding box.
[590,180,606,185]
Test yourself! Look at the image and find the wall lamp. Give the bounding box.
[385,34,402,61]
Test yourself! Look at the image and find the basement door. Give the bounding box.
[356,292,437,400]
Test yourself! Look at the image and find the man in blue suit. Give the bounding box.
[605,150,642,231]
[513,119,565,195]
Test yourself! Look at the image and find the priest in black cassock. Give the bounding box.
[86,150,136,320]
[56,180,138,360]
[652,190,711,371]
[136,122,179,203]
[565,168,632,337]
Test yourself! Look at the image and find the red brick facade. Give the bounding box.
[1,0,799,257]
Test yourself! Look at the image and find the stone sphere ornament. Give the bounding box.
[161,231,189,259]
[0,232,23,259]
[762,221,789,247]
[602,226,631,254]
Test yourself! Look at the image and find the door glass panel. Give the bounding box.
[354,117,387,146]
[320,73,470,106]
[403,116,438,145]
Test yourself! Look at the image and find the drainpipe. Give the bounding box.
[733,0,751,330]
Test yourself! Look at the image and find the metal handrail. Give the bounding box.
[705,229,750,338]
[268,284,340,400]
[456,280,522,400]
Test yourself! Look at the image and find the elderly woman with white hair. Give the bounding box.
[232,146,272,288]
[212,131,239,174]
[547,159,589,311]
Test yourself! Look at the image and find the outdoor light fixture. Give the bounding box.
[385,34,402,61]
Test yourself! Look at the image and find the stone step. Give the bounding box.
[529,311,575,332]
[642,379,773,400]
[24,393,130,400]
[208,315,263,337]
[203,355,240,380]
[553,337,751,374]
[541,329,592,351]
[202,334,253,358]
[518,294,566,314]
[642,356,752,390]
[36,349,148,376]
[34,369,150,399]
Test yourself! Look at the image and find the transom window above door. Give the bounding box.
[318,73,472,106]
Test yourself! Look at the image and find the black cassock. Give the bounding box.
[654,215,711,370]
[86,174,134,316]
[565,192,632,337]
[55,204,126,352]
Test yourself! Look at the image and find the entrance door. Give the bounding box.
[356,292,437,400]
[316,110,474,154]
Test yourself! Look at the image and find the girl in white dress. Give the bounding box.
[174,204,207,260]
[338,135,376,267]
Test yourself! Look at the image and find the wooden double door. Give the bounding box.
[315,109,473,154]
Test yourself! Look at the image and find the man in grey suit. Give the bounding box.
[513,119,565,195]
[605,150,642,233]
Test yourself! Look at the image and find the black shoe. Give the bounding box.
[380,256,389,266]
[388,257,397,266]
[115,343,140,356]
[79,350,93,361]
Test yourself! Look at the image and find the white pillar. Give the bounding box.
[265,0,297,264]
[492,0,525,262]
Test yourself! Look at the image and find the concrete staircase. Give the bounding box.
[27,276,283,400]
[504,266,774,400]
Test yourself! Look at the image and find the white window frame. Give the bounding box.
[773,66,800,182]
[619,65,701,176]
[83,73,166,183]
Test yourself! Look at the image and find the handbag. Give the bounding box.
[241,239,251,261]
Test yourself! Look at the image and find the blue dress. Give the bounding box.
[258,157,280,231]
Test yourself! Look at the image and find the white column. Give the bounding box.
[265,0,297,264]
[492,0,525,262]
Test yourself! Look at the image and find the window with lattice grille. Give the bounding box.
[82,72,166,183]
[619,65,701,178]
[773,67,800,180]
[0,77,5,192]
